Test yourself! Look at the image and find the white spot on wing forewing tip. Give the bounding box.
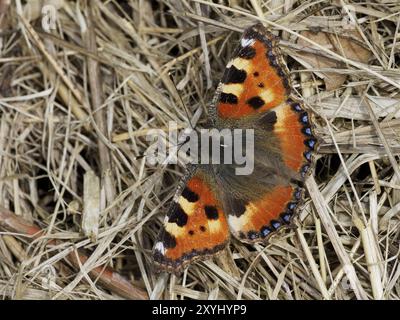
[241,38,255,47]
[154,242,166,255]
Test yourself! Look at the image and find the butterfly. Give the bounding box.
[152,23,318,274]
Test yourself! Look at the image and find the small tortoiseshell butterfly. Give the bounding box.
[153,23,318,273]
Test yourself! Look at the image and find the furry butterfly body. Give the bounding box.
[153,24,318,273]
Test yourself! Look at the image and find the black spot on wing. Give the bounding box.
[204,206,219,220]
[162,230,177,249]
[219,92,238,104]
[222,66,247,84]
[227,197,247,217]
[200,226,206,232]
[168,204,188,227]
[181,187,199,202]
[257,111,277,131]
[246,96,265,109]
[238,46,256,59]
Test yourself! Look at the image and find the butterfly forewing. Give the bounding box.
[214,24,291,120]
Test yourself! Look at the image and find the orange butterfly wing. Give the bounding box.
[221,99,317,243]
[153,168,230,273]
[226,184,303,242]
[215,24,317,242]
[216,24,290,119]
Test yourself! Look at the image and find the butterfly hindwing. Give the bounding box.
[272,99,317,176]
[223,183,304,243]
[153,166,230,273]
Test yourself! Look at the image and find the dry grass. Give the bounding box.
[0,0,400,300]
